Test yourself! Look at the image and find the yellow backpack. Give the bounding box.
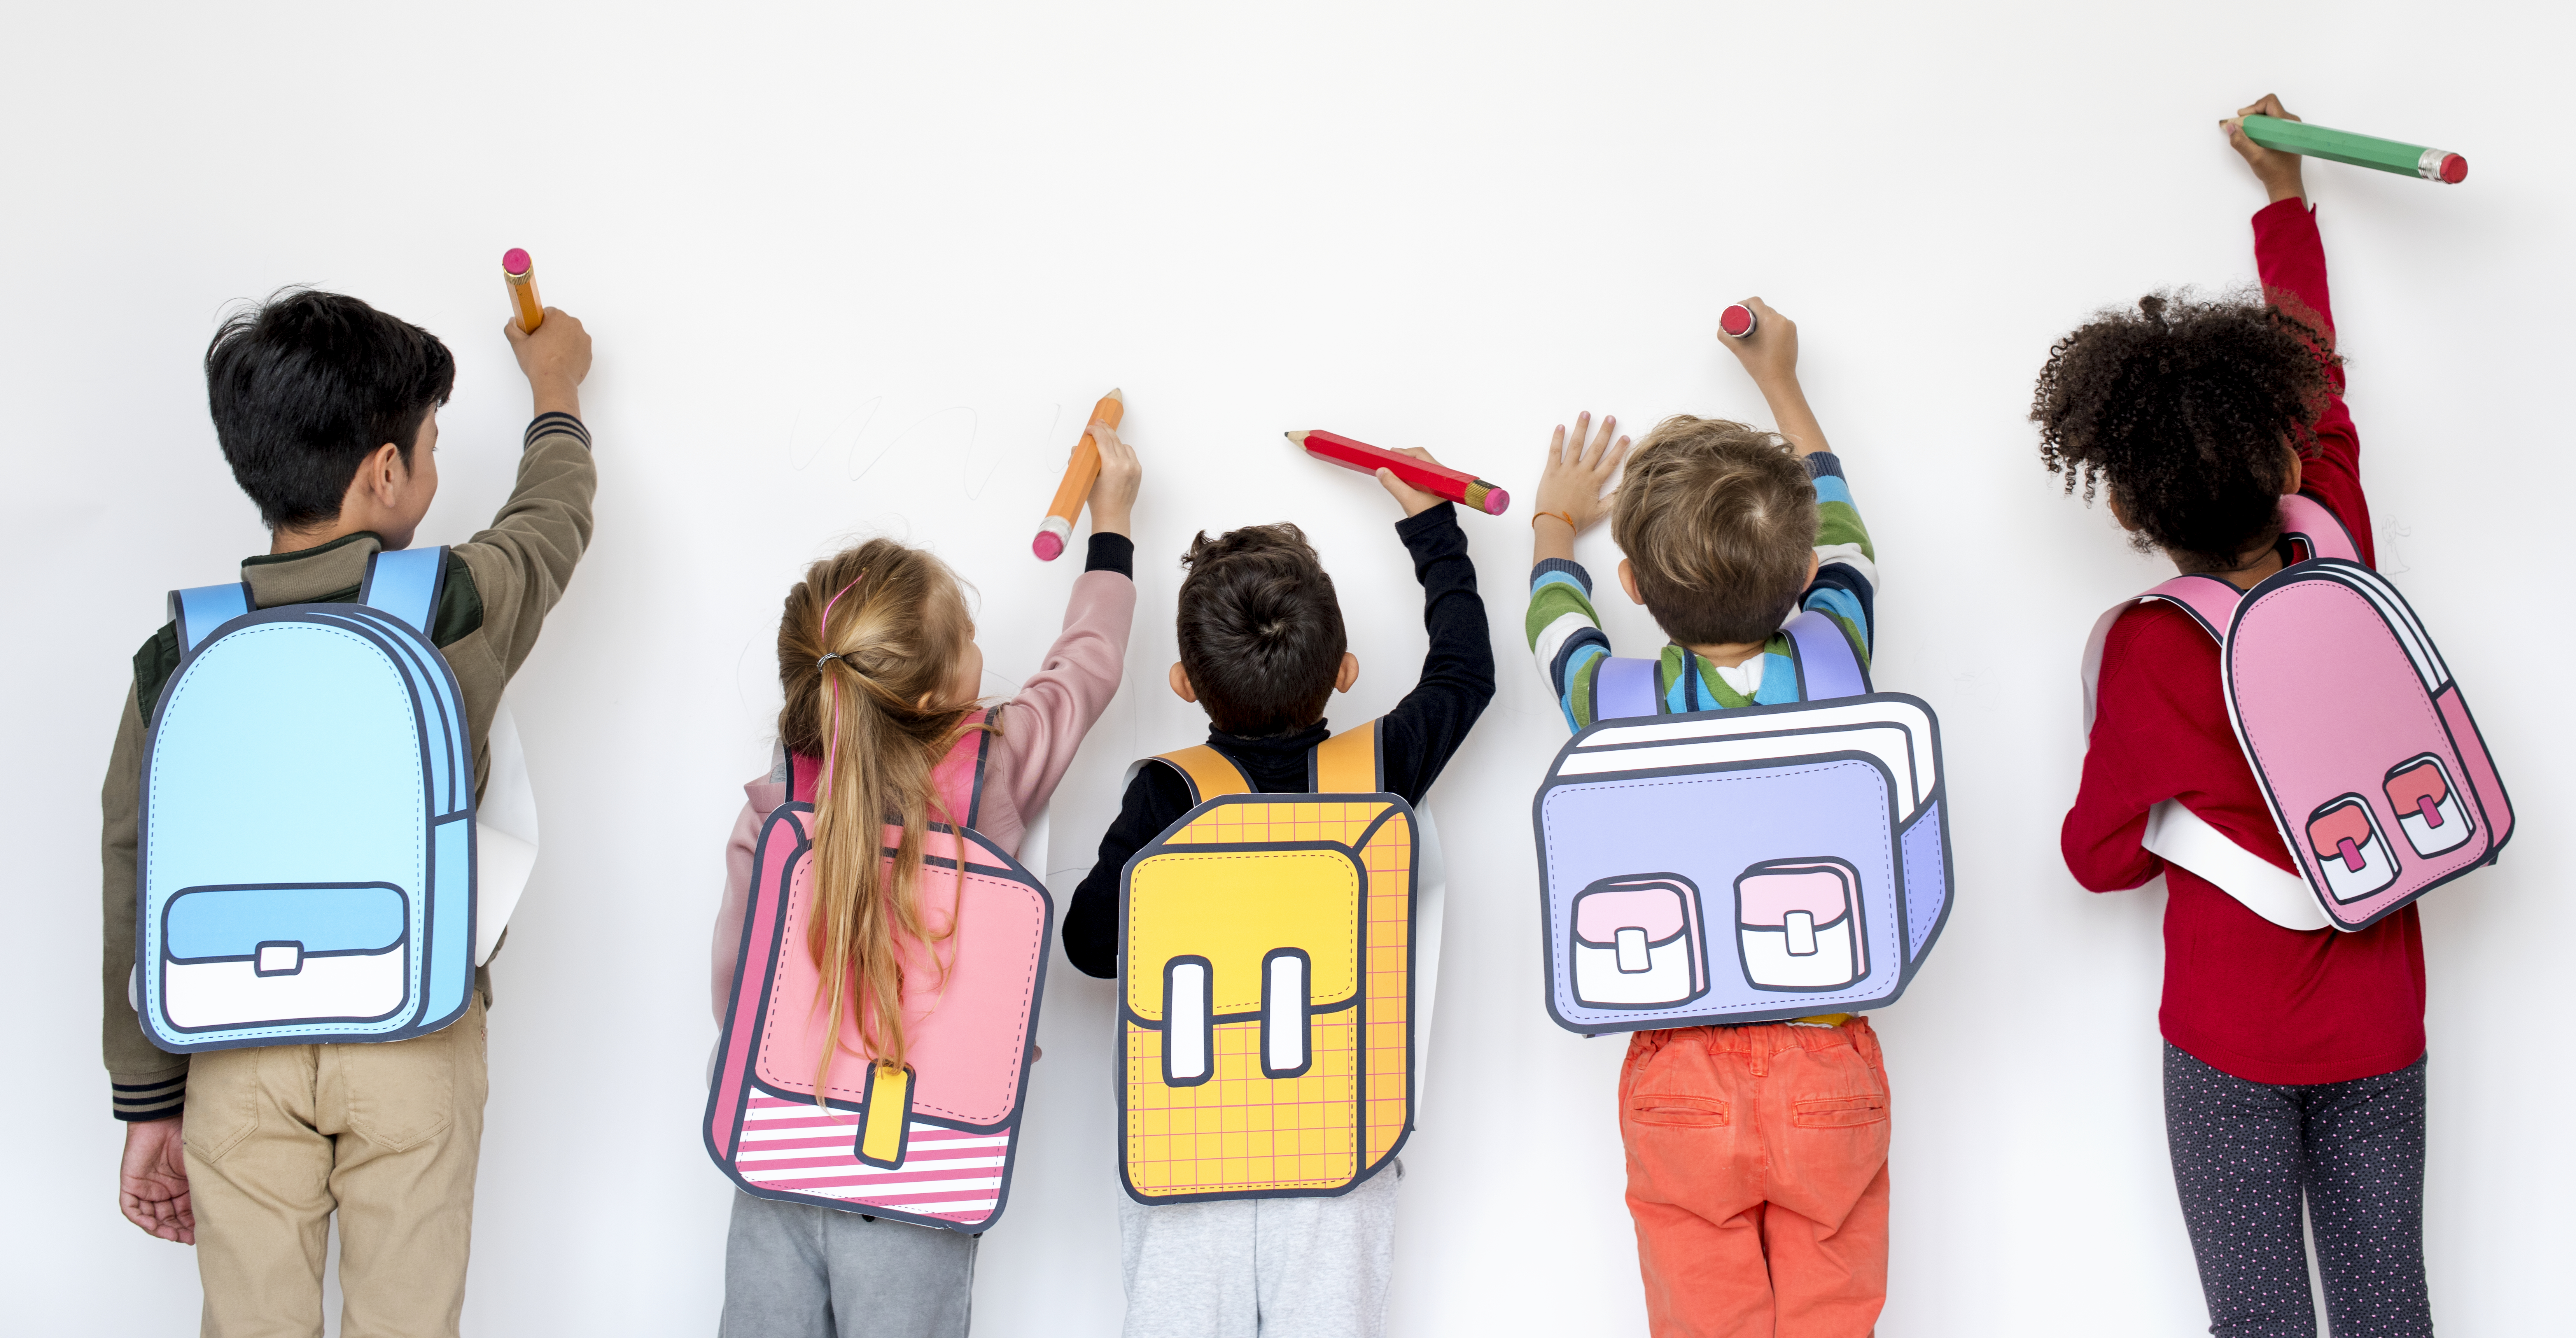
[1117,720,1418,1203]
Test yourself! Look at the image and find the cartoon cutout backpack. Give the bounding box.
[2081,495,2511,933]
[1533,610,1953,1035]
[1117,721,1417,1204]
[137,546,477,1053]
[705,716,1052,1234]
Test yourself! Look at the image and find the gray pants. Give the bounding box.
[719,1191,978,1338]
[2164,1044,2431,1338]
[1118,1161,1402,1338]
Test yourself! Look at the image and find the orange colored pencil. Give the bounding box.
[1033,389,1124,561]
[502,249,543,332]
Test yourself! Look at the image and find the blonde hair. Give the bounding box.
[775,538,982,1097]
[1610,416,1818,646]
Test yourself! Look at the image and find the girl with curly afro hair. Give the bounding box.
[2049,93,2433,1338]
[2032,285,2336,573]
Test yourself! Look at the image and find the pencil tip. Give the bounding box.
[1104,387,1123,401]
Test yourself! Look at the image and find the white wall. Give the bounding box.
[5,3,2568,1333]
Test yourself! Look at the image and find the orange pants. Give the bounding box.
[1619,1019,1891,1338]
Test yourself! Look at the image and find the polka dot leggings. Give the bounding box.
[2164,1044,2431,1338]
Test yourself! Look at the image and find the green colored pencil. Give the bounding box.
[2241,114,2466,185]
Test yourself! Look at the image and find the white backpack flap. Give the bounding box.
[139,547,477,1051]
[473,695,540,965]
[1534,612,1952,1035]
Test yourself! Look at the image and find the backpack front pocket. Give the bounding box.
[1735,859,1866,991]
[160,883,410,1030]
[1570,877,1706,1008]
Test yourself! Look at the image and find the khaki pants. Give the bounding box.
[182,997,489,1338]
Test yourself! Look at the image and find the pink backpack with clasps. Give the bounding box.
[2082,495,2512,932]
[703,712,1052,1233]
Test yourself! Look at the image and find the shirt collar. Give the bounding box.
[239,531,385,609]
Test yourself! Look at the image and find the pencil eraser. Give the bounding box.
[1031,531,1066,562]
[502,248,532,276]
[2439,154,2468,184]
[1481,488,1511,516]
[1719,304,1757,338]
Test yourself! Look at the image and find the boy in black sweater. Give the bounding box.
[1061,453,1493,1338]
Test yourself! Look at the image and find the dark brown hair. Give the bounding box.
[2032,287,2336,569]
[1611,417,1818,646]
[1174,523,1346,737]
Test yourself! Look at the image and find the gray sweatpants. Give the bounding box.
[1118,1161,1402,1338]
[719,1191,978,1338]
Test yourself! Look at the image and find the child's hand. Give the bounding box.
[119,1117,194,1244]
[1717,298,1799,387]
[1085,422,1142,538]
[1374,447,1451,518]
[504,308,591,419]
[1533,411,1630,538]
[2222,94,2307,205]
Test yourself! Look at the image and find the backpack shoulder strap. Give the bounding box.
[928,709,997,828]
[1593,656,1662,721]
[359,546,449,637]
[1148,745,1253,805]
[1782,609,1870,701]
[2277,494,2360,565]
[169,581,252,653]
[2079,574,2244,739]
[1311,719,1384,793]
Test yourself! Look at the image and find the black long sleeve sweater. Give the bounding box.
[1060,503,1494,978]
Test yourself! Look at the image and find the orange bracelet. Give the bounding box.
[1532,510,1576,531]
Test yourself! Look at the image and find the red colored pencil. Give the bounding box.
[1288,430,1510,517]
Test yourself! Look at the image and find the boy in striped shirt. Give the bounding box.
[1524,298,1888,1337]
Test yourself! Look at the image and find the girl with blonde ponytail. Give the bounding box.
[711,424,1141,1337]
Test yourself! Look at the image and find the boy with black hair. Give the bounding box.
[1062,456,1494,1338]
[105,288,596,1337]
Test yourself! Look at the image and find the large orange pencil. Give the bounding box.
[502,249,543,332]
[1288,430,1510,516]
[1033,390,1124,561]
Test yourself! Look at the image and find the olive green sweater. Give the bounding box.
[103,413,597,1120]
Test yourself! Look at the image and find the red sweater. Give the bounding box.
[2062,199,2426,1087]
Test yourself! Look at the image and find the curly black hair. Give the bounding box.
[2032,287,2336,569]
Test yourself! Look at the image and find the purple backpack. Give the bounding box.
[1532,611,1954,1034]
[2081,495,2512,932]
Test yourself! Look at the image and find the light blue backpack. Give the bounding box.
[137,546,476,1053]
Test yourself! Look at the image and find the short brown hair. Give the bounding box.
[1610,416,1817,646]
[1176,524,1347,737]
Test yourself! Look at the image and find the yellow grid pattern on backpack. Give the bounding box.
[1125,799,1413,1196]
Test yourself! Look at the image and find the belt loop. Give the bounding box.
[1749,1035,1767,1079]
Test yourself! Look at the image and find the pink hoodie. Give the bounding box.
[709,567,1134,1018]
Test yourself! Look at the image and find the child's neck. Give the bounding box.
[2177,541,2287,592]
[1683,638,1769,669]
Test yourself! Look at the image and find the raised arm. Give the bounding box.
[1718,298,1832,458]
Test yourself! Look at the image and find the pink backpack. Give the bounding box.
[2082,496,2512,932]
[704,715,1051,1233]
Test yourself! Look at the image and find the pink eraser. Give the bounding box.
[1481,487,1511,517]
[502,248,532,275]
[1031,531,1066,561]
[1718,303,1757,338]
[2439,154,2468,185]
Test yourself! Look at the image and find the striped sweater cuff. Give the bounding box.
[524,412,591,450]
[1530,557,1592,593]
[112,1073,187,1123]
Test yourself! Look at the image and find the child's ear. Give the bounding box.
[2281,441,2304,495]
[1334,652,1359,695]
[1617,558,1643,605]
[1167,661,1198,704]
[2106,487,2141,533]
[1808,551,1822,585]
